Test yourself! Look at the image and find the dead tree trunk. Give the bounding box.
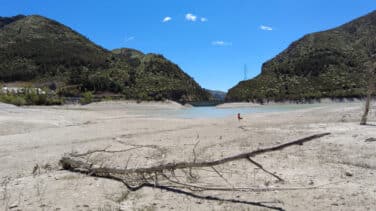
[360,65,375,125]
[60,133,330,176]
[360,89,371,125]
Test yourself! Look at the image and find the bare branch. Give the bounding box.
[61,133,330,175]
[211,166,233,188]
[190,134,200,179]
[246,157,284,182]
[72,146,144,157]
[192,138,200,163]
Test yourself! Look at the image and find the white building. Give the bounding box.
[1,87,46,95]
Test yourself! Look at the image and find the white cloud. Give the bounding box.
[162,16,172,23]
[185,13,197,22]
[212,41,232,46]
[125,36,135,43]
[200,17,208,22]
[260,25,273,31]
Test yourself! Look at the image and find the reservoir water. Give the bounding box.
[128,103,325,119]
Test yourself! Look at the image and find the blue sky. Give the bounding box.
[2,0,375,91]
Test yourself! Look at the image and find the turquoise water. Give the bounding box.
[130,104,324,119]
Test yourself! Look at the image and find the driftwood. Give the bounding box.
[60,132,330,210]
[61,133,330,175]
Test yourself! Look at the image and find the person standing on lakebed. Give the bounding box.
[237,113,243,121]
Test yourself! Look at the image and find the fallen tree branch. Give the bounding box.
[60,133,330,175]
[95,173,285,211]
[159,170,334,193]
[59,132,330,210]
[71,146,145,157]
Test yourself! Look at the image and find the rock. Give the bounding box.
[9,204,18,209]
[365,137,376,142]
[345,172,353,177]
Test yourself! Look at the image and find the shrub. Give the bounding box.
[0,94,26,106]
[0,89,63,106]
[80,91,93,105]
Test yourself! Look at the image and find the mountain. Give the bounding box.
[0,15,25,28]
[0,15,211,102]
[112,48,212,102]
[205,89,226,101]
[226,10,376,102]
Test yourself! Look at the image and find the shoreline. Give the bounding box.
[1,96,373,110]
[217,97,374,108]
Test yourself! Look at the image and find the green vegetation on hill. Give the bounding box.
[112,48,212,102]
[226,10,376,102]
[0,15,110,82]
[0,15,211,104]
[0,91,62,106]
[0,15,25,28]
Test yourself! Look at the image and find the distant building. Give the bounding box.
[1,87,46,95]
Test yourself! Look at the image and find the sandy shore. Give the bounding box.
[216,102,261,108]
[0,101,375,210]
[216,98,368,108]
